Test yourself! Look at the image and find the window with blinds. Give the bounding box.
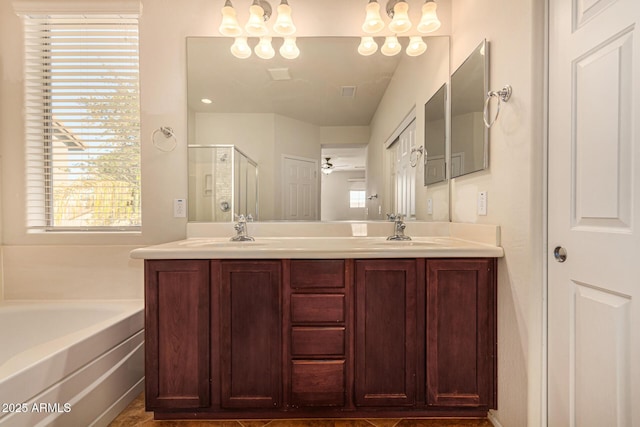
[23,15,141,231]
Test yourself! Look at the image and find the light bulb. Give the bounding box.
[219,1,242,36]
[358,36,378,56]
[321,167,333,175]
[230,36,252,59]
[417,0,441,33]
[255,36,275,59]
[245,3,268,37]
[280,37,300,59]
[381,36,401,56]
[406,36,427,56]
[273,1,296,35]
[362,1,385,34]
[388,1,412,34]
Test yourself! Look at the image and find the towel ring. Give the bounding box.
[152,126,177,152]
[483,85,512,128]
[410,146,424,167]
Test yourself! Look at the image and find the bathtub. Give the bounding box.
[0,300,144,427]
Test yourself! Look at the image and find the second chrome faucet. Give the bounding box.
[386,214,411,241]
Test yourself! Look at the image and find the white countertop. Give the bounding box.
[130,222,504,259]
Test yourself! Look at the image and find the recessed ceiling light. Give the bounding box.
[201,98,213,104]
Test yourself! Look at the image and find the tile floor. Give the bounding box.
[108,394,493,427]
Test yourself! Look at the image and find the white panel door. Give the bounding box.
[282,156,318,220]
[548,0,640,426]
[394,119,416,218]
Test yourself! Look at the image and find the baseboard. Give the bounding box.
[488,410,504,427]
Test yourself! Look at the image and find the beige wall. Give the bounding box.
[321,171,366,221]
[449,0,545,426]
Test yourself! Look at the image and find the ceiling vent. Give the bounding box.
[268,67,291,81]
[340,86,357,98]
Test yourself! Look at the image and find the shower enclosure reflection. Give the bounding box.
[188,145,258,222]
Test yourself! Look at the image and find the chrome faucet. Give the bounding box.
[230,214,255,242]
[386,213,411,241]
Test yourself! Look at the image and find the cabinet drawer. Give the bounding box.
[290,260,344,289]
[291,360,345,407]
[291,294,344,323]
[291,327,345,357]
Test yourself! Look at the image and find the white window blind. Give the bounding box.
[23,15,141,231]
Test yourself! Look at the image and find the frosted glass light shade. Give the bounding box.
[219,4,242,36]
[417,1,441,33]
[358,36,378,56]
[255,36,275,59]
[388,1,411,33]
[230,36,252,59]
[279,37,300,59]
[362,1,385,34]
[273,2,296,35]
[245,4,268,36]
[381,36,401,56]
[406,36,427,56]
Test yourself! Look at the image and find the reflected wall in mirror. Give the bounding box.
[423,83,447,185]
[187,36,450,221]
[450,39,488,178]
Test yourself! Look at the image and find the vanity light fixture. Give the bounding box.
[406,36,427,56]
[230,36,252,58]
[219,0,243,36]
[358,36,379,56]
[417,0,441,33]
[381,36,402,56]
[255,36,276,59]
[387,1,412,33]
[279,36,300,59]
[273,0,296,35]
[245,0,270,36]
[220,0,299,59]
[362,0,385,33]
[358,0,442,57]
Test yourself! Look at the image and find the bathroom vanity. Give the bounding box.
[131,222,503,420]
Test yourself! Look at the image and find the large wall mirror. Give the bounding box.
[187,36,450,221]
[450,39,488,178]
[423,83,447,185]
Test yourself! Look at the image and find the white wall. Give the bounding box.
[321,171,366,221]
[449,1,545,426]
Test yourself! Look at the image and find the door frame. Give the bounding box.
[542,0,550,426]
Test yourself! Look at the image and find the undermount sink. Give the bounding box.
[178,239,270,248]
[372,240,444,247]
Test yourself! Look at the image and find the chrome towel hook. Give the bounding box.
[152,126,177,152]
[483,85,512,128]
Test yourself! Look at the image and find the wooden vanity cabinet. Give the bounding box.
[216,260,282,409]
[285,259,351,408]
[144,256,497,418]
[354,259,419,407]
[425,258,497,410]
[144,260,210,410]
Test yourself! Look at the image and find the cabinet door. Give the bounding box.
[218,260,281,409]
[354,259,417,406]
[426,258,497,409]
[145,260,210,409]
